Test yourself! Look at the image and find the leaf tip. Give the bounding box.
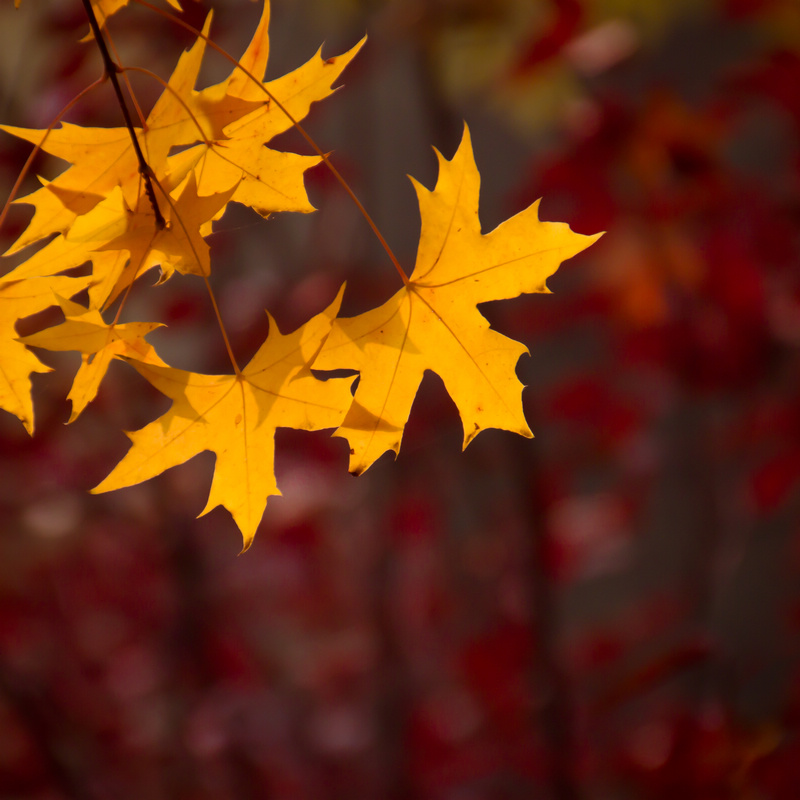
[327,282,347,317]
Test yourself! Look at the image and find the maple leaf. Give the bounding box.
[0,14,232,257]
[0,126,141,256]
[314,125,602,475]
[0,276,91,433]
[92,289,354,550]
[19,296,166,422]
[0,182,126,284]
[143,9,265,152]
[2,174,234,310]
[136,12,261,172]
[160,3,365,216]
[89,173,236,307]
[2,1,361,269]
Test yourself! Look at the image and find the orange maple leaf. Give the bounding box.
[1,0,604,551]
[90,173,236,307]
[3,174,233,310]
[19,295,166,422]
[0,126,141,257]
[0,276,92,433]
[92,289,354,550]
[159,4,364,216]
[2,2,359,258]
[314,125,602,475]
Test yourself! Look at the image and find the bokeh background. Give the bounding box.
[1,0,800,797]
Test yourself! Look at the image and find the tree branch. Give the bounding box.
[81,0,166,229]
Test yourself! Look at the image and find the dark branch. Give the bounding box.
[81,0,166,229]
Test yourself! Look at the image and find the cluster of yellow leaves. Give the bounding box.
[1,0,600,550]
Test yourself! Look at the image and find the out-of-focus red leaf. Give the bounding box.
[723,0,780,18]
[508,0,584,77]
[595,639,712,714]
[459,620,533,736]
[546,376,640,441]
[749,449,800,513]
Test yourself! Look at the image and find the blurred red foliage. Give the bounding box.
[0,0,799,797]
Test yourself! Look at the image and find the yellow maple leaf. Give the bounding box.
[91,173,236,307]
[161,3,365,216]
[19,296,166,422]
[138,12,260,172]
[144,10,264,149]
[1,15,228,254]
[314,125,602,475]
[0,126,139,256]
[92,288,354,550]
[1,173,233,310]
[0,276,91,433]
[2,1,361,264]
[0,180,127,284]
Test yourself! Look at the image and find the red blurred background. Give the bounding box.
[1,0,799,797]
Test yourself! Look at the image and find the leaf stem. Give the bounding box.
[132,0,409,285]
[203,275,241,376]
[122,66,211,146]
[80,0,166,230]
[147,173,242,376]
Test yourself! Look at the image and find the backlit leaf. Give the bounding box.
[314,125,602,474]
[92,288,354,550]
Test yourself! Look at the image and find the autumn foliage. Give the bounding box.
[0,0,598,549]
[2,1,800,798]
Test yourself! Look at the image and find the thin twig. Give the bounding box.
[148,171,242,375]
[0,76,105,248]
[122,66,211,144]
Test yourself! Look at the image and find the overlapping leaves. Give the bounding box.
[1,0,600,548]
